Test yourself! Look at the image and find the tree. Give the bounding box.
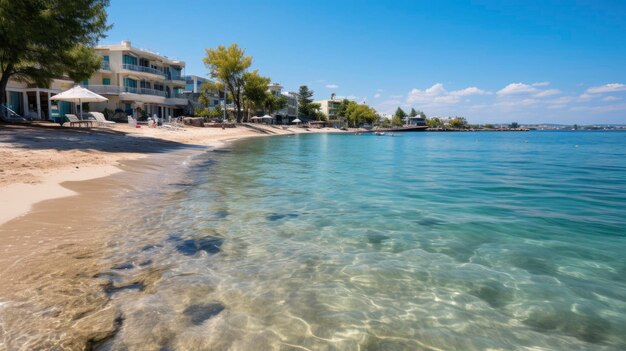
[203,44,252,123]
[264,94,287,115]
[409,108,418,117]
[242,70,270,116]
[449,117,468,129]
[510,122,520,129]
[426,118,443,128]
[394,107,407,119]
[342,101,378,127]
[198,81,219,109]
[297,85,316,117]
[0,0,110,108]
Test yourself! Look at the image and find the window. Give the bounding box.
[81,80,89,86]
[102,55,109,62]
[123,78,137,88]
[102,78,110,85]
[123,54,137,65]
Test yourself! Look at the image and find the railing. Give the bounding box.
[100,61,111,70]
[140,88,166,97]
[168,73,184,81]
[122,64,166,77]
[81,85,168,97]
[83,85,120,94]
[168,92,186,99]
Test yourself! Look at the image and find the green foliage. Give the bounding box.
[342,101,378,127]
[297,85,317,117]
[203,44,252,123]
[198,81,220,109]
[409,108,418,117]
[510,122,520,129]
[0,0,110,104]
[426,118,443,128]
[394,107,407,118]
[484,123,494,129]
[264,94,288,115]
[380,118,392,128]
[418,111,427,119]
[449,117,468,129]
[195,105,223,119]
[242,70,270,113]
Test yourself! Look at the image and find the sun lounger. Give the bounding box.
[90,112,115,127]
[127,115,137,128]
[65,114,94,127]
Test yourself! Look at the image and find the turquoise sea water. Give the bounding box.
[102,131,626,350]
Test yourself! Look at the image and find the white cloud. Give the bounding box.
[603,96,620,102]
[406,83,487,105]
[451,86,489,97]
[578,93,594,101]
[497,83,538,96]
[534,89,560,97]
[586,83,626,94]
[325,84,339,89]
[532,81,550,87]
[374,93,381,99]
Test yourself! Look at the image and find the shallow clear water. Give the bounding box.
[100,131,626,350]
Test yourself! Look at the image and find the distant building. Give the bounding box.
[182,75,221,114]
[82,40,188,118]
[314,99,342,119]
[405,116,426,126]
[267,83,298,124]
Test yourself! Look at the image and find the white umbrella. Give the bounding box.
[261,115,273,119]
[250,116,261,120]
[292,118,302,123]
[50,86,108,119]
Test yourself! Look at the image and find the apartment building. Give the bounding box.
[314,99,342,119]
[267,83,298,124]
[83,40,187,118]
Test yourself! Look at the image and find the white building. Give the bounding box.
[314,99,342,119]
[4,77,75,120]
[83,40,188,119]
[267,83,298,124]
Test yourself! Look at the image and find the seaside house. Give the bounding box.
[4,77,75,120]
[314,99,342,119]
[182,75,222,114]
[81,40,188,119]
[266,83,298,124]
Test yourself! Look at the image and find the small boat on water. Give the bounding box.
[375,132,385,136]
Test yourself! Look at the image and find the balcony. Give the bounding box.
[82,85,120,94]
[81,85,168,98]
[167,73,184,81]
[122,64,166,77]
[100,61,111,71]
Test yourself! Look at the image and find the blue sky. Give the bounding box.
[103,0,626,124]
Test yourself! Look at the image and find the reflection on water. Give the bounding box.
[3,132,626,350]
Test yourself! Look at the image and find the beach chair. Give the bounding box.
[65,114,94,127]
[90,112,116,127]
[127,115,137,128]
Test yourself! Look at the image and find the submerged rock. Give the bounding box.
[173,236,223,256]
[267,213,299,221]
[183,303,225,325]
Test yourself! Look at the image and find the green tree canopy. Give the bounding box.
[264,94,288,115]
[203,44,252,123]
[242,70,270,116]
[409,108,418,117]
[297,85,317,118]
[449,117,468,129]
[342,101,378,127]
[0,0,110,107]
[394,107,407,118]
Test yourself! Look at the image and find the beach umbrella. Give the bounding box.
[261,115,273,120]
[50,86,108,118]
[292,118,302,124]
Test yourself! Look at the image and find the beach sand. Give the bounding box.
[0,122,343,350]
